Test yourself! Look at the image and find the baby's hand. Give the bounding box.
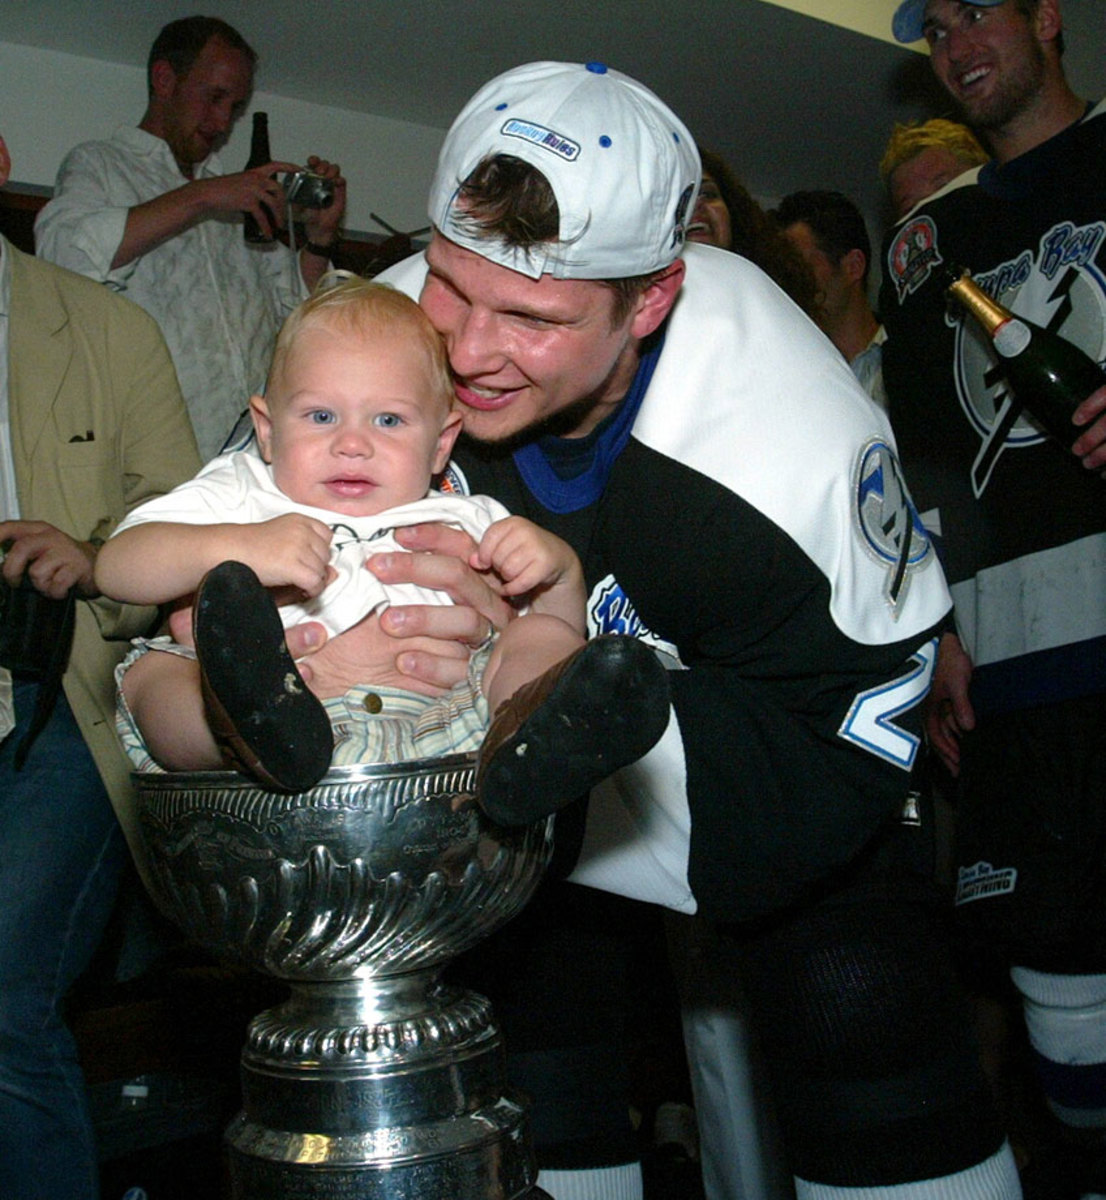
[473,517,581,600]
[248,514,334,597]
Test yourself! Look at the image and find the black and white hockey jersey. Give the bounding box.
[881,100,1106,720]
[383,242,951,921]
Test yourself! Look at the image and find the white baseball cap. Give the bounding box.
[893,0,1003,44]
[428,60,700,280]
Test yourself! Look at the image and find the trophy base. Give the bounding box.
[227,1134,548,1199]
[225,975,545,1199]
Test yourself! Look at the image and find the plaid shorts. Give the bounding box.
[115,636,491,774]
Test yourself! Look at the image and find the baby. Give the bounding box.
[94,276,669,824]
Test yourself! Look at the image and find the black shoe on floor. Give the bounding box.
[476,635,671,827]
[193,560,333,793]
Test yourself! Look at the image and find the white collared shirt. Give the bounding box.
[850,323,889,414]
[35,127,307,460]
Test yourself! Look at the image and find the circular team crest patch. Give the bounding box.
[853,439,932,612]
[889,216,942,303]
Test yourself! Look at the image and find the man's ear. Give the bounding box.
[149,59,178,101]
[432,409,465,474]
[842,247,868,287]
[249,394,274,462]
[629,259,686,340]
[1035,0,1063,45]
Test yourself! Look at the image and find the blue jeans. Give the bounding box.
[0,680,126,1200]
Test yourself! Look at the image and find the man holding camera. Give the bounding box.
[35,15,346,460]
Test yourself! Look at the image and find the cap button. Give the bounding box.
[585,62,608,74]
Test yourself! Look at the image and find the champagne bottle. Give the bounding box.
[243,111,275,245]
[946,267,1106,447]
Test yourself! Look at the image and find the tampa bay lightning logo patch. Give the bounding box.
[951,231,1106,496]
[956,861,1018,906]
[590,575,643,638]
[853,439,933,614]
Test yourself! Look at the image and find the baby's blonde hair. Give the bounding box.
[267,271,453,410]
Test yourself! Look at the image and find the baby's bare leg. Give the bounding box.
[122,651,222,771]
[481,612,584,714]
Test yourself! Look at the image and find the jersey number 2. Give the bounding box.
[838,638,937,770]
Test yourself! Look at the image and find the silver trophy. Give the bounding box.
[135,753,554,1198]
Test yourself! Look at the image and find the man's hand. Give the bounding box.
[923,631,975,777]
[198,160,299,237]
[292,614,471,700]
[377,521,516,629]
[113,162,299,268]
[0,520,99,599]
[282,523,516,695]
[299,156,347,247]
[1073,384,1106,476]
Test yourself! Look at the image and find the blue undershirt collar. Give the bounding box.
[511,326,666,514]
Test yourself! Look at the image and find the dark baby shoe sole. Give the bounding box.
[193,560,333,793]
[476,634,670,827]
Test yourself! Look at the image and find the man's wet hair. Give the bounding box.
[453,154,661,326]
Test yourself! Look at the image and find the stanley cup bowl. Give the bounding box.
[133,753,551,980]
[133,754,555,1199]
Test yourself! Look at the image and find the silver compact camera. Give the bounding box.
[282,170,335,209]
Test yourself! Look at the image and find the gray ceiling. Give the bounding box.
[1,0,1102,238]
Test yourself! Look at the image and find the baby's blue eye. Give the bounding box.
[375,412,403,428]
[309,409,336,425]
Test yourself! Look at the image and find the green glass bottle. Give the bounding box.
[946,268,1106,448]
[243,112,275,245]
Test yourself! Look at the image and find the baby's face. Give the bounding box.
[252,324,461,518]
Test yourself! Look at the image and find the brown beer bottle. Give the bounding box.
[946,267,1106,447]
[243,112,275,245]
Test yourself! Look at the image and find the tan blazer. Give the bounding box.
[6,237,201,862]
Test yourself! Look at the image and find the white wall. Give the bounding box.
[0,41,445,238]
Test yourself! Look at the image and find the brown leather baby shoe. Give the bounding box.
[475,634,670,827]
[193,560,333,793]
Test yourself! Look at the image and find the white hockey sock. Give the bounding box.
[793,1141,1021,1199]
[537,1162,644,1200]
[1012,966,1106,1129]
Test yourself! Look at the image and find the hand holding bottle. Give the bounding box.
[947,268,1106,476]
[1071,386,1106,476]
[182,166,294,236]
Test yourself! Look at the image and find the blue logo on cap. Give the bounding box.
[501,119,580,161]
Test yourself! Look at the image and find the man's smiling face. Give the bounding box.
[418,233,652,446]
[923,0,1048,133]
